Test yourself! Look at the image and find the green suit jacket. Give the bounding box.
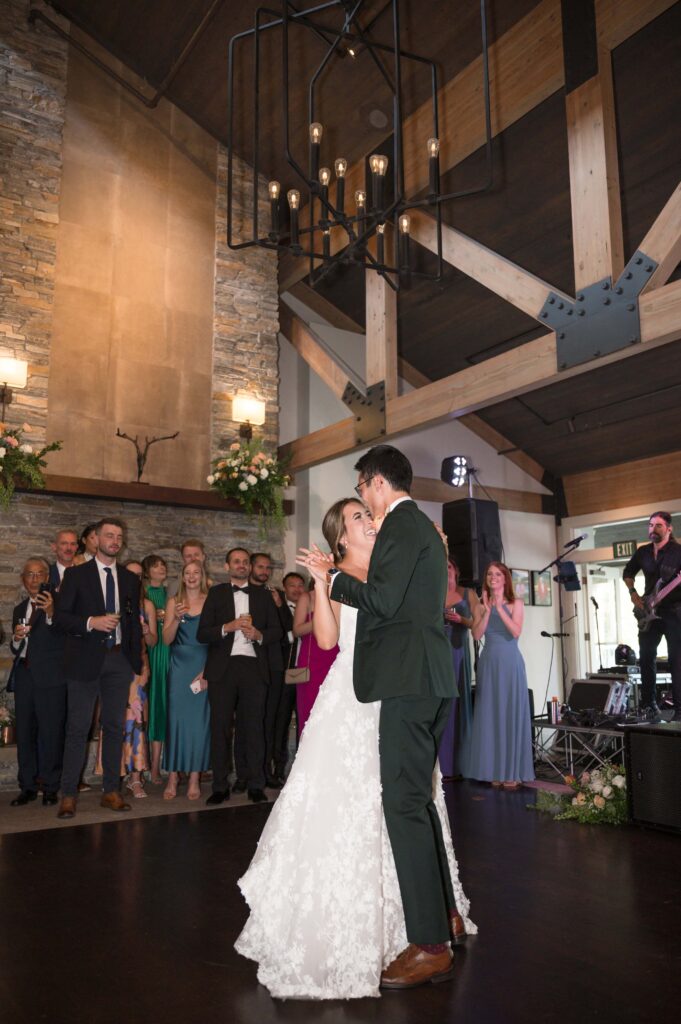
[331,498,457,703]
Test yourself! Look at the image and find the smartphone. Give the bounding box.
[39,582,52,594]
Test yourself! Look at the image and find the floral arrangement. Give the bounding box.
[0,423,62,509]
[532,762,628,827]
[558,764,628,825]
[0,703,15,744]
[207,438,289,531]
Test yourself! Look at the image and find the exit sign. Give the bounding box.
[613,540,637,559]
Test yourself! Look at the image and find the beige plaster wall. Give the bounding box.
[46,39,217,488]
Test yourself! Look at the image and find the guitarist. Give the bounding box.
[623,511,681,722]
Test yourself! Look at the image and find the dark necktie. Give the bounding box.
[104,566,116,648]
[232,585,249,594]
[28,600,39,628]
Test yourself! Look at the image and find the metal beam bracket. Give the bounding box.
[342,380,386,447]
[539,250,658,371]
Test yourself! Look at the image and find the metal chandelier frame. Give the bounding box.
[226,0,493,291]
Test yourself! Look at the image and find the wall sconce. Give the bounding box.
[0,357,28,421]
[232,394,266,441]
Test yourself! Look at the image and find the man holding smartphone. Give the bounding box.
[9,558,66,807]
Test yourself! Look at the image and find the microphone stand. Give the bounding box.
[592,599,604,671]
[538,542,582,703]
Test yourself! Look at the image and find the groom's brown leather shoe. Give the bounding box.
[101,791,131,812]
[380,944,454,989]
[450,912,468,945]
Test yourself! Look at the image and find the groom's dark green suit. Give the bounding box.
[331,498,457,943]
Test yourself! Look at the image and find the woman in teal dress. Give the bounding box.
[162,560,210,800]
[142,555,170,784]
[439,559,478,778]
[468,562,535,789]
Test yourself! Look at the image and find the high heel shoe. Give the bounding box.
[126,779,147,799]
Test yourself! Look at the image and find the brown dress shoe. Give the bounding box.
[380,944,454,990]
[57,797,77,819]
[101,791,131,812]
[450,912,468,945]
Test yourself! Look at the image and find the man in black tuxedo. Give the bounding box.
[197,547,282,804]
[54,518,143,819]
[8,558,66,807]
[247,552,293,789]
[49,528,78,591]
[271,571,306,783]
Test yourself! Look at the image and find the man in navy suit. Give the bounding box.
[54,518,143,819]
[49,528,78,591]
[9,557,66,807]
[197,547,282,804]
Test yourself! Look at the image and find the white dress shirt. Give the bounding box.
[387,495,412,514]
[87,557,121,644]
[230,585,256,658]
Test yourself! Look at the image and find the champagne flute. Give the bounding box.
[241,612,253,643]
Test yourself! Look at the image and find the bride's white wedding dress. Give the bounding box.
[235,604,476,1000]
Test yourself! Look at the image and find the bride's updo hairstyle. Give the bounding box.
[322,498,361,564]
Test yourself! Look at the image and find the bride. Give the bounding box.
[234,498,475,1000]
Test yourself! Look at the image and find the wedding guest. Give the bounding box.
[162,560,210,800]
[293,584,338,735]
[271,571,306,782]
[49,529,78,591]
[142,554,170,784]
[8,558,65,807]
[197,547,282,804]
[167,538,214,595]
[73,523,98,566]
[54,518,143,819]
[439,559,478,779]
[467,562,534,790]
[248,552,292,789]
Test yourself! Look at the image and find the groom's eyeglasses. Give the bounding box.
[354,475,374,499]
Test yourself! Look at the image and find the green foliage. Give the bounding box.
[532,762,628,827]
[0,423,62,509]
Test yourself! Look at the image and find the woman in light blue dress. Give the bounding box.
[439,559,477,778]
[162,560,210,800]
[467,561,534,789]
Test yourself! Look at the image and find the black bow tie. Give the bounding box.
[232,585,249,594]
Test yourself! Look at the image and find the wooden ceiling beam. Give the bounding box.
[595,0,677,50]
[563,448,681,517]
[638,181,681,294]
[280,279,681,472]
[411,476,547,514]
[287,281,363,334]
[365,260,398,398]
[565,53,624,290]
[278,303,351,400]
[410,212,567,319]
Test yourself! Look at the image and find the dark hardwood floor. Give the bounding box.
[1,781,678,1024]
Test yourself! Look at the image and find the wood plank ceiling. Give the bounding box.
[45,0,681,481]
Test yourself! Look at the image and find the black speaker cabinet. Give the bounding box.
[442,498,502,587]
[625,723,681,833]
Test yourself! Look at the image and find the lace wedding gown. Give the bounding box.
[235,605,476,1000]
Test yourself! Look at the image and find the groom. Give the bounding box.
[329,444,459,988]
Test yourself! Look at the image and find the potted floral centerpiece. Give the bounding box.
[533,762,628,826]
[207,439,289,532]
[0,423,62,509]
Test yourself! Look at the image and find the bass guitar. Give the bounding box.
[634,569,681,632]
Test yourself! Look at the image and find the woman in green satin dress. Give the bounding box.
[142,555,170,784]
[162,560,210,800]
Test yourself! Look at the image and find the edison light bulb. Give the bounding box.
[334,157,347,178]
[319,167,331,187]
[369,154,389,176]
[427,137,440,158]
[355,189,366,207]
[376,222,385,234]
[399,213,411,234]
[309,122,323,144]
[268,180,281,200]
[287,189,300,210]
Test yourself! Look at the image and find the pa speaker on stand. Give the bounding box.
[442,498,502,587]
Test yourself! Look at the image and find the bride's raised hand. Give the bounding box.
[297,544,334,583]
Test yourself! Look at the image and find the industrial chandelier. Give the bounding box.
[226,0,492,291]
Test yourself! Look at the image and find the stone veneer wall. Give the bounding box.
[0,490,285,684]
[0,0,68,443]
[212,148,279,461]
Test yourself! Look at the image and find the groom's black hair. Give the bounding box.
[355,445,412,493]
